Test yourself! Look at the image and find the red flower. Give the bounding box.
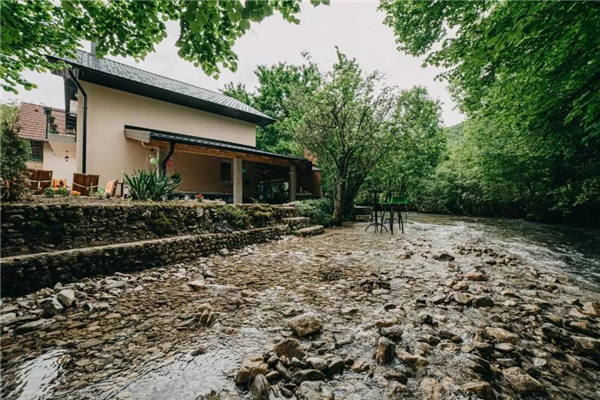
[196,194,203,199]
[166,159,174,167]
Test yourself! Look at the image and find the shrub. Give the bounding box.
[295,198,334,227]
[43,187,55,198]
[1,104,29,201]
[214,205,250,230]
[56,187,68,196]
[123,169,181,201]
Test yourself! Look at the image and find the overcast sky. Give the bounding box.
[3,1,464,127]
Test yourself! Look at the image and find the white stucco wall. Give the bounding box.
[43,142,77,185]
[77,82,257,188]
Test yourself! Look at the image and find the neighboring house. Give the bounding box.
[16,103,77,184]
[45,50,321,203]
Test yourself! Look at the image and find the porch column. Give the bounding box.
[233,158,243,204]
[289,165,297,202]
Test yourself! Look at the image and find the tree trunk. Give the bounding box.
[332,181,344,226]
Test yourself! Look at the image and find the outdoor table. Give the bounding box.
[365,189,388,233]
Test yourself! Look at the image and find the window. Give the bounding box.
[220,160,232,184]
[28,141,43,162]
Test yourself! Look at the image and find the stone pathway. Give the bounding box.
[1,219,599,400]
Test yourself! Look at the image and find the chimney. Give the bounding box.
[91,41,98,56]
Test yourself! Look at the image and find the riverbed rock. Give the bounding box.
[14,318,55,334]
[472,296,494,308]
[187,279,206,290]
[0,312,17,326]
[380,325,403,341]
[105,280,127,290]
[572,336,600,357]
[485,327,518,344]
[274,338,306,360]
[465,271,487,281]
[43,297,64,317]
[297,381,335,400]
[581,301,599,317]
[326,357,345,376]
[432,252,455,261]
[249,374,270,400]
[376,337,396,364]
[306,357,328,372]
[236,354,269,386]
[292,369,326,385]
[289,313,322,337]
[502,367,544,394]
[462,381,496,400]
[398,351,429,370]
[57,289,76,307]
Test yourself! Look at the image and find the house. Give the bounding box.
[43,49,321,203]
[16,103,77,185]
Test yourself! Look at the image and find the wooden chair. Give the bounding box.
[27,169,53,193]
[105,179,118,197]
[72,173,99,196]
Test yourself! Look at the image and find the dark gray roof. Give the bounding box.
[125,125,309,166]
[50,50,275,127]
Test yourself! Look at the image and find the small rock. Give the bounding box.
[462,381,496,400]
[297,381,335,400]
[274,338,306,360]
[502,367,544,394]
[219,248,229,256]
[326,357,345,376]
[350,359,371,373]
[465,272,487,281]
[14,319,55,334]
[380,325,403,341]
[43,297,64,317]
[236,355,269,386]
[187,280,206,290]
[249,374,270,400]
[432,252,455,261]
[57,289,76,307]
[292,369,326,385]
[80,338,103,349]
[472,296,494,308]
[0,312,18,326]
[191,346,206,356]
[376,337,396,364]
[384,371,408,384]
[485,327,518,344]
[105,281,127,290]
[398,352,429,370]
[289,313,322,337]
[306,357,328,372]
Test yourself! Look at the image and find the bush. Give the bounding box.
[43,187,55,198]
[1,104,29,201]
[56,187,69,196]
[123,169,181,201]
[295,198,334,227]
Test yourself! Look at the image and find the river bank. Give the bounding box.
[1,214,599,399]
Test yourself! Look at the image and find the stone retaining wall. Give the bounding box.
[1,202,290,257]
[1,225,290,297]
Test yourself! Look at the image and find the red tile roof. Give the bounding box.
[16,103,66,142]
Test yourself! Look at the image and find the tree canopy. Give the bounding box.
[1,0,328,93]
[380,0,600,225]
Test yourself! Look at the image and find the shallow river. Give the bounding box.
[2,214,599,400]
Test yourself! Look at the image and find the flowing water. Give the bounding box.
[2,214,599,400]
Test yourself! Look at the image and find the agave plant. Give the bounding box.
[123,169,181,201]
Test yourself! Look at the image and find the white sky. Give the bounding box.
[3,1,464,127]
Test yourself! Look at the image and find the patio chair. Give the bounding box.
[27,169,53,193]
[72,173,99,196]
[105,179,118,197]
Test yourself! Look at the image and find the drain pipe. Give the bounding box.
[68,69,88,173]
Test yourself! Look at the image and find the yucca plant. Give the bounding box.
[123,169,181,201]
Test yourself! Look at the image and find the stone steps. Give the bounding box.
[282,217,311,230]
[1,225,290,297]
[292,225,325,237]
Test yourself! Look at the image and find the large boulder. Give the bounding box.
[297,381,335,400]
[236,355,269,386]
[289,313,322,337]
[273,338,306,360]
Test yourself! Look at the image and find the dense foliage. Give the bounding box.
[1,0,328,93]
[295,198,334,227]
[123,169,182,201]
[380,1,600,225]
[222,54,321,154]
[0,103,29,201]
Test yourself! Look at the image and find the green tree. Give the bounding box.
[380,1,600,224]
[293,49,399,225]
[1,0,329,94]
[1,103,30,201]
[222,55,322,154]
[368,86,445,200]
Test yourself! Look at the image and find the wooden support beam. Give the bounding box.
[289,165,297,202]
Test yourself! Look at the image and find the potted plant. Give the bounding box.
[195,193,204,203]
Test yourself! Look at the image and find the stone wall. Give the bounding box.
[1,202,287,257]
[1,225,290,297]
